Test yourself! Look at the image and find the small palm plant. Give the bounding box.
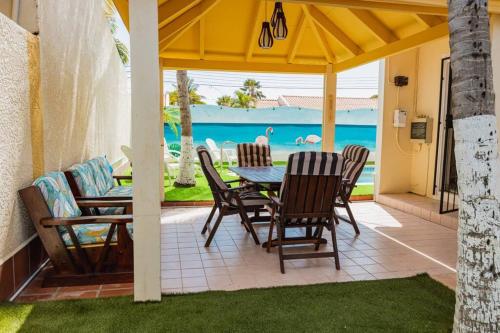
[164,106,181,137]
[103,0,129,65]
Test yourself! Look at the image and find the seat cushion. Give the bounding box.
[87,157,114,196]
[231,190,270,207]
[105,186,132,197]
[69,163,100,196]
[59,224,116,246]
[33,172,82,218]
[98,207,126,215]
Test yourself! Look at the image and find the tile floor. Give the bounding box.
[16,201,457,302]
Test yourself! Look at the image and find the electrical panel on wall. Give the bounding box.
[410,117,433,143]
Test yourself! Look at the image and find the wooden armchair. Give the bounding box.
[197,146,271,247]
[334,145,370,235]
[19,172,133,287]
[266,152,344,273]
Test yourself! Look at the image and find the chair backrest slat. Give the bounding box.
[197,146,229,205]
[237,143,272,167]
[341,145,370,198]
[280,152,344,225]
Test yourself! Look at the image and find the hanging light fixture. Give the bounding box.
[273,11,288,40]
[258,1,274,49]
[271,1,285,27]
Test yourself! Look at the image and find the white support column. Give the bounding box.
[130,0,162,302]
[322,65,337,152]
[159,60,165,201]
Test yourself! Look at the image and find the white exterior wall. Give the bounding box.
[0,12,34,263]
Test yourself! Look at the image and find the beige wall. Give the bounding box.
[377,37,450,198]
[0,12,36,263]
[39,0,131,171]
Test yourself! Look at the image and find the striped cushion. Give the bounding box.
[230,190,270,207]
[286,151,343,176]
[237,143,272,167]
[197,146,229,191]
[341,145,369,189]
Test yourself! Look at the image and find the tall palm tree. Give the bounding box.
[241,79,265,107]
[448,1,499,331]
[216,95,233,107]
[169,78,205,105]
[103,0,129,64]
[174,70,196,187]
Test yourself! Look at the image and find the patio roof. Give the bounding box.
[111,0,472,73]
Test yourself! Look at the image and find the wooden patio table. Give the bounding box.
[229,166,328,248]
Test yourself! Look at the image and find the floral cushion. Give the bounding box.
[33,172,82,218]
[126,224,133,240]
[105,186,132,197]
[98,207,125,215]
[59,224,117,246]
[69,163,100,197]
[86,157,113,196]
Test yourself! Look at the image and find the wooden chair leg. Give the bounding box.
[238,206,260,245]
[330,218,341,270]
[266,217,275,253]
[201,204,217,235]
[344,201,360,235]
[314,226,324,251]
[334,208,340,225]
[277,225,285,274]
[205,207,225,247]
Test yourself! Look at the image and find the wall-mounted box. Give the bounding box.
[410,117,433,143]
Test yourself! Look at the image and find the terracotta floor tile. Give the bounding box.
[98,288,133,298]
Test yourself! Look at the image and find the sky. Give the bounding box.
[114,12,379,105]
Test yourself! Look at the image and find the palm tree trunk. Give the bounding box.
[174,70,196,187]
[448,1,500,331]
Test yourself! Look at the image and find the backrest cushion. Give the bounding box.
[286,151,344,176]
[237,143,272,167]
[87,157,114,195]
[69,163,100,197]
[197,146,228,192]
[341,145,369,185]
[33,171,82,218]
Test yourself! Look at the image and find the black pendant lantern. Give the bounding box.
[259,22,274,49]
[271,1,285,28]
[273,11,288,40]
[258,1,274,49]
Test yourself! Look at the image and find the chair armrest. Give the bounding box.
[224,179,242,184]
[268,194,283,207]
[114,175,132,180]
[76,200,132,208]
[75,196,132,201]
[40,215,133,226]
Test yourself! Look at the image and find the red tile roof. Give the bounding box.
[256,95,378,110]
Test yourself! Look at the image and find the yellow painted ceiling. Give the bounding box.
[115,0,455,73]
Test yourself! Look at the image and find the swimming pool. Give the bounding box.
[165,123,376,184]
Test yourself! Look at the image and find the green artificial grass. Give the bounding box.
[163,162,374,202]
[1,275,454,333]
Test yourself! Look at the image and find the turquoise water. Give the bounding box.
[165,123,376,157]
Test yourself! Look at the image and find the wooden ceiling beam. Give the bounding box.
[283,0,448,15]
[308,5,363,56]
[302,5,335,63]
[246,0,265,61]
[333,21,448,72]
[349,9,398,44]
[414,14,444,27]
[158,0,221,52]
[199,18,205,59]
[158,0,200,27]
[288,10,308,63]
[113,0,129,30]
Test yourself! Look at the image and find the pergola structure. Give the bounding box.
[112,0,499,301]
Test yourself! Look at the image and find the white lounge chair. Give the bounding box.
[205,138,237,170]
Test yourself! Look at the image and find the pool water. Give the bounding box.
[165,123,377,184]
